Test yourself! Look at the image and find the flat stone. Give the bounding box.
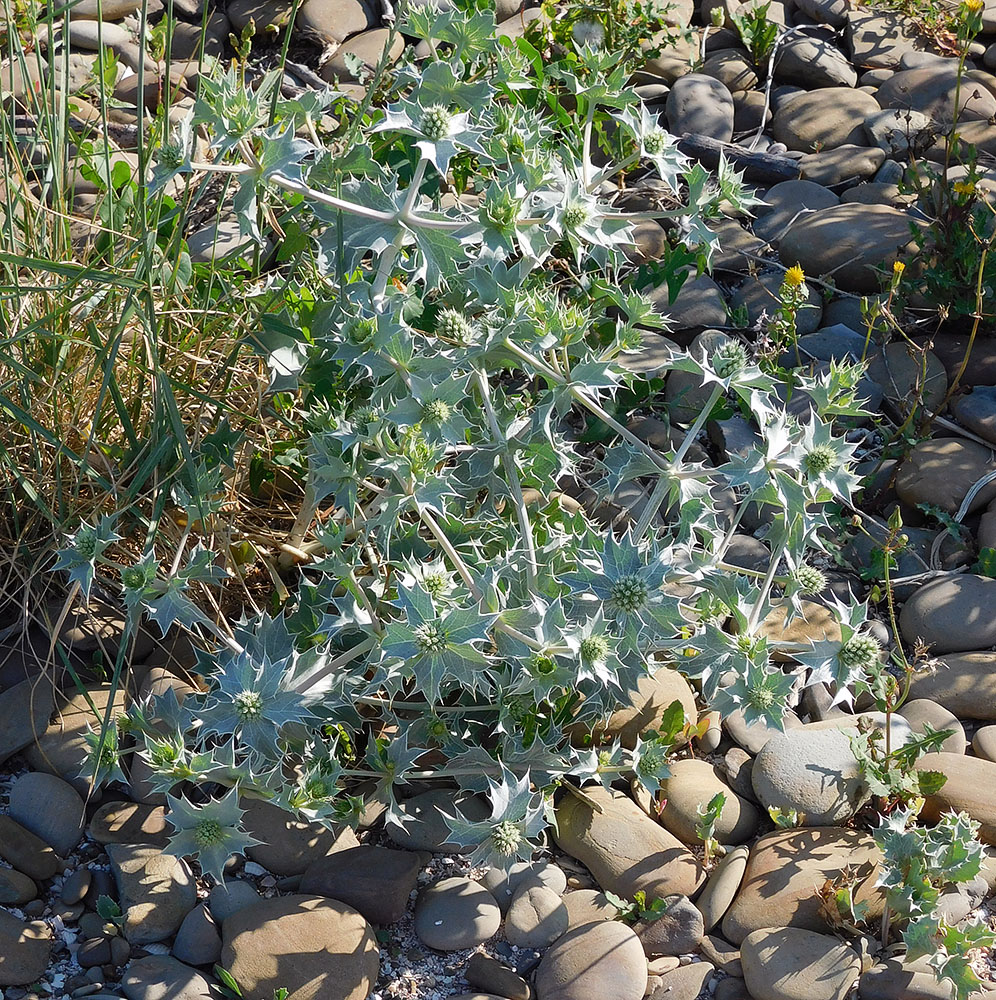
[742,927,861,1000]
[651,274,728,336]
[659,759,760,844]
[648,961,714,1000]
[481,861,567,915]
[899,575,996,653]
[562,888,617,928]
[634,894,703,956]
[24,683,127,793]
[554,786,704,902]
[208,880,262,923]
[242,796,359,875]
[974,725,996,761]
[701,50,757,92]
[847,11,929,69]
[121,955,215,1000]
[753,180,839,246]
[0,677,55,765]
[666,73,734,142]
[797,0,848,26]
[385,789,489,853]
[0,867,37,906]
[594,665,698,749]
[106,844,196,944]
[907,653,996,719]
[536,919,648,1000]
[724,706,802,754]
[60,867,91,905]
[699,932,743,975]
[779,204,915,293]
[695,845,749,932]
[863,108,936,156]
[772,89,880,152]
[710,216,767,272]
[897,699,966,755]
[722,828,884,945]
[172,903,222,966]
[505,884,568,949]
[8,772,85,855]
[774,35,857,88]
[951,385,996,445]
[300,844,422,925]
[0,815,61,881]
[876,64,996,122]
[752,728,867,825]
[798,145,886,186]
[916,753,996,844]
[414,876,501,950]
[296,0,377,44]
[89,801,169,847]
[221,895,379,1000]
[321,28,404,82]
[860,958,961,1000]
[0,909,52,986]
[465,954,529,1000]
[897,438,996,515]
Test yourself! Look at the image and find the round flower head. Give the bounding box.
[713,340,749,379]
[643,129,671,156]
[839,631,881,672]
[419,104,452,141]
[436,308,473,343]
[792,565,827,596]
[562,202,590,231]
[803,443,838,478]
[421,398,452,425]
[782,265,806,288]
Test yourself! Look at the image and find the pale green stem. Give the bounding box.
[292,636,377,694]
[417,504,547,651]
[747,531,789,631]
[474,369,539,595]
[581,100,596,190]
[632,474,671,541]
[372,157,428,306]
[674,382,724,465]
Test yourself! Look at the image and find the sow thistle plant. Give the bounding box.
[51,3,988,992]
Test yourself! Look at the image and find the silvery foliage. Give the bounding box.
[56,2,917,875]
[874,809,995,1000]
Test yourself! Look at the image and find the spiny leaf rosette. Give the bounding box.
[52,13,986,993]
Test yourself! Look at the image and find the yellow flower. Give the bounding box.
[953,179,977,196]
[964,0,984,13]
[782,265,806,288]
[893,260,906,276]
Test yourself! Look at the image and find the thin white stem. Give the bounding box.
[372,157,428,306]
[292,636,377,694]
[632,473,671,542]
[674,382,724,464]
[747,530,789,631]
[418,505,547,651]
[581,101,596,190]
[475,369,539,594]
[589,152,639,191]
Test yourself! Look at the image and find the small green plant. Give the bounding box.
[729,1,779,73]
[973,547,996,577]
[214,966,244,998]
[695,791,725,865]
[604,889,676,924]
[874,808,995,1000]
[767,805,804,828]
[95,895,124,928]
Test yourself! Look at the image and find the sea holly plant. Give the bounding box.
[50,2,990,992]
[874,809,995,1000]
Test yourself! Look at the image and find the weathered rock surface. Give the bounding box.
[554,786,704,901]
[221,895,379,1000]
[916,753,996,844]
[742,927,861,1000]
[722,828,884,944]
[535,919,648,1000]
